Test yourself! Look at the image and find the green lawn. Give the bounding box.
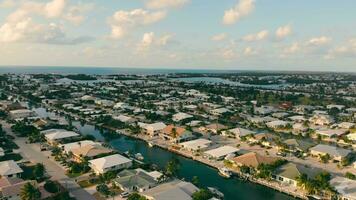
[0,153,23,161]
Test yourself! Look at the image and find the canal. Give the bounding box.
[32,107,296,200]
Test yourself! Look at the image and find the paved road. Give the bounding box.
[1,121,95,200]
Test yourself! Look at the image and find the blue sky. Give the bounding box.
[0,0,355,71]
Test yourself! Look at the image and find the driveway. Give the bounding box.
[1,121,96,200]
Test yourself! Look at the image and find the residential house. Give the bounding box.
[310,144,351,161]
[160,125,194,143]
[9,109,35,120]
[114,169,157,192]
[71,144,113,162]
[140,122,167,137]
[309,114,334,126]
[222,127,256,140]
[0,177,37,200]
[230,152,278,168]
[315,129,348,138]
[330,176,356,200]
[200,123,227,134]
[210,108,231,116]
[283,139,315,153]
[172,112,193,122]
[59,140,96,154]
[204,146,239,160]
[142,180,199,200]
[273,163,319,187]
[89,154,132,175]
[42,129,80,145]
[113,115,136,124]
[0,160,23,178]
[266,120,290,129]
[180,139,212,152]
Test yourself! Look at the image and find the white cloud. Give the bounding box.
[276,24,292,39]
[137,32,173,51]
[243,30,268,42]
[211,33,227,41]
[307,36,331,46]
[0,0,92,44]
[325,42,356,60]
[282,42,300,55]
[145,0,190,9]
[223,0,255,25]
[44,0,66,18]
[64,3,94,25]
[243,47,258,56]
[0,0,16,8]
[109,9,166,39]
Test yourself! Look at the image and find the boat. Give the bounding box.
[207,187,224,199]
[218,167,232,178]
[135,153,144,160]
[148,142,154,147]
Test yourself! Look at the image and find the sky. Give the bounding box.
[0,0,355,72]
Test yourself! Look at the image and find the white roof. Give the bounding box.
[173,112,193,121]
[316,129,348,137]
[89,154,132,170]
[227,127,256,137]
[59,140,96,153]
[44,129,80,141]
[113,115,132,122]
[0,160,23,176]
[145,122,166,131]
[205,145,239,158]
[9,109,33,114]
[180,139,212,151]
[330,176,356,200]
[310,144,351,158]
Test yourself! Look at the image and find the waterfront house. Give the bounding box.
[179,138,212,152]
[222,127,256,140]
[160,125,194,143]
[114,169,157,192]
[140,122,167,137]
[113,114,136,124]
[89,154,132,175]
[310,144,351,161]
[42,129,80,145]
[0,160,23,178]
[273,163,319,187]
[142,179,199,200]
[59,140,96,154]
[230,152,278,168]
[71,144,113,162]
[204,146,239,160]
[172,112,193,122]
[330,176,356,200]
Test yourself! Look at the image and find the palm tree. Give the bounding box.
[20,183,41,200]
[296,173,309,189]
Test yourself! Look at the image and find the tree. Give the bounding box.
[345,172,356,180]
[44,180,60,193]
[33,163,46,179]
[165,158,180,177]
[20,183,41,200]
[128,193,147,200]
[320,154,331,163]
[96,184,110,196]
[192,189,213,200]
[192,176,200,186]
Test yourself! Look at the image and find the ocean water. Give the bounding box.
[0,66,244,75]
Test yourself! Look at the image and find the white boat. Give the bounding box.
[207,187,224,199]
[135,153,144,160]
[148,142,154,147]
[218,167,232,178]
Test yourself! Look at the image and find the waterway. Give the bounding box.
[31,106,296,200]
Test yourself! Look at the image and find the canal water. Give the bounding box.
[32,107,295,200]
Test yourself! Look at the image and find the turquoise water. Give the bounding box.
[31,107,295,200]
